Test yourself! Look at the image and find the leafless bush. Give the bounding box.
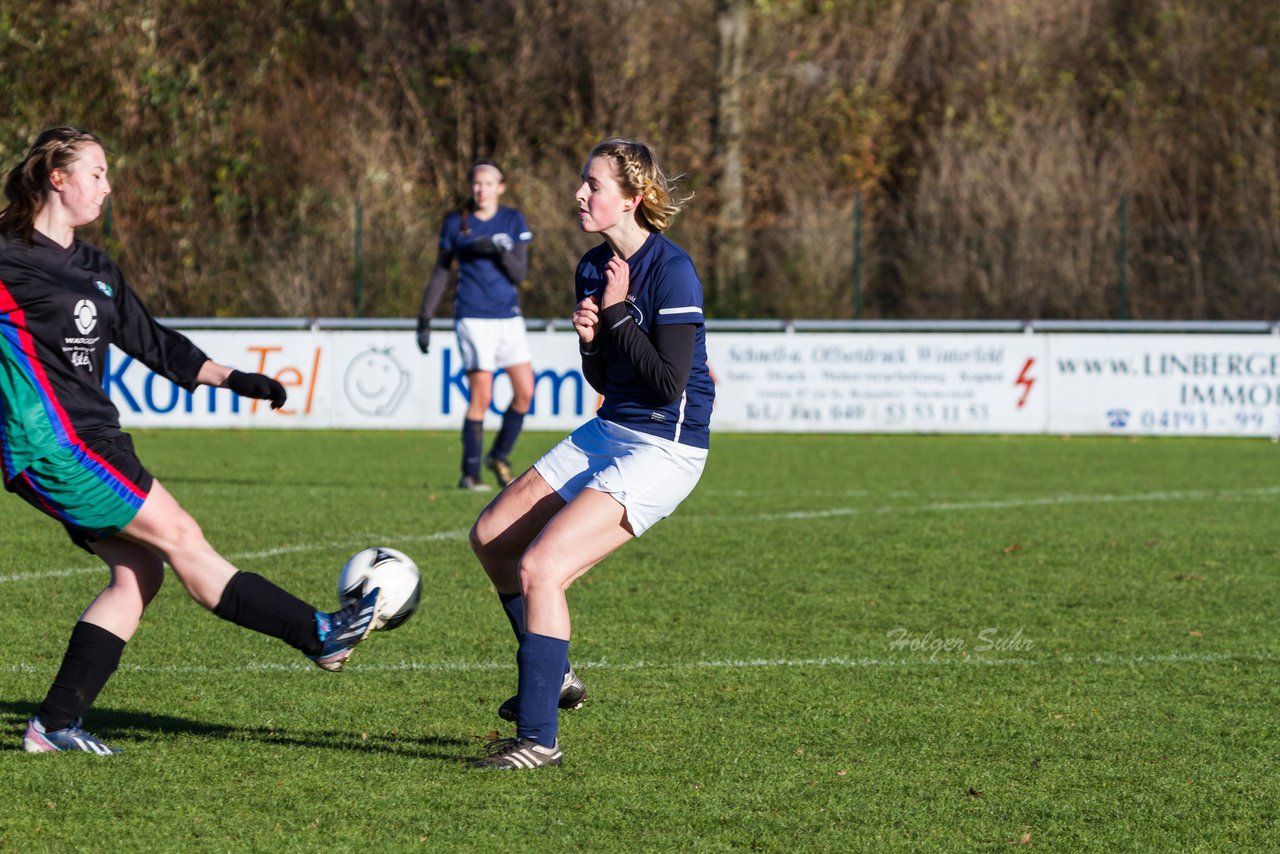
[4,0,1277,319]
[895,108,1130,318]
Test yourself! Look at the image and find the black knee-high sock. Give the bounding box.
[462,418,484,477]
[37,621,127,732]
[213,572,321,655]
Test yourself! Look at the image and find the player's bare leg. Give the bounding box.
[470,469,587,724]
[81,537,165,641]
[119,479,377,670]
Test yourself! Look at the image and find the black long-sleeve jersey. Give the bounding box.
[0,231,208,480]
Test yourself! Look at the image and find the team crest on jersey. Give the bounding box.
[94,280,113,297]
[623,299,645,326]
[74,299,98,335]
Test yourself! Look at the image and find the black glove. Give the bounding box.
[226,370,287,409]
[416,324,431,354]
[470,233,513,255]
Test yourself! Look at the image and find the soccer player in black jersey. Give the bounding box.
[0,127,384,754]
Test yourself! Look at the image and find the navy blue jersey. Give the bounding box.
[438,206,532,319]
[575,233,714,449]
[0,232,208,479]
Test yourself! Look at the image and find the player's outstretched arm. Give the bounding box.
[197,361,287,409]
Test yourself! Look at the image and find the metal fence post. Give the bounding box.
[354,197,364,317]
[1116,194,1129,320]
[853,190,863,319]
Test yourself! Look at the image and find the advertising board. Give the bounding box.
[1047,334,1280,437]
[707,333,1046,433]
[109,327,1280,438]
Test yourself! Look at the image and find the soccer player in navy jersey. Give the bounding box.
[416,159,535,491]
[468,138,714,769]
[0,127,384,754]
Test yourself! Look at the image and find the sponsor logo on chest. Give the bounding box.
[74,299,98,335]
[64,298,101,371]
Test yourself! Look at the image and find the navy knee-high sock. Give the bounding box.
[499,591,524,639]
[37,621,126,732]
[516,632,570,748]
[489,408,527,462]
[499,592,569,675]
[461,418,484,477]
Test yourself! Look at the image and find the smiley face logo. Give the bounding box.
[344,347,409,416]
[73,299,98,335]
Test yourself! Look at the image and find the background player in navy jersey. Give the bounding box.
[0,127,384,755]
[468,138,714,769]
[416,159,534,492]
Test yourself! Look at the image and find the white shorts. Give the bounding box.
[533,418,708,536]
[454,317,531,373]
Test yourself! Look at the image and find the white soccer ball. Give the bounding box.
[338,547,422,632]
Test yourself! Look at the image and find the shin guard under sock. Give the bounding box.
[213,571,321,655]
[516,632,570,748]
[498,593,570,676]
[37,621,126,732]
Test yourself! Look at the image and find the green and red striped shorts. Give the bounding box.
[6,433,153,552]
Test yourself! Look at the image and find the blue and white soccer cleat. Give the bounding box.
[308,587,383,672]
[23,718,119,755]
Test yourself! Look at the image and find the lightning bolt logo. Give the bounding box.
[1014,357,1036,409]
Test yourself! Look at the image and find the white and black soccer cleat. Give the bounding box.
[457,474,492,493]
[497,666,586,722]
[471,736,563,770]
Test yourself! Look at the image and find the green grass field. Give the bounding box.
[1,430,1277,851]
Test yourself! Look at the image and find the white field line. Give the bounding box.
[2,484,1276,585]
[750,485,1280,521]
[0,529,468,585]
[0,649,1274,677]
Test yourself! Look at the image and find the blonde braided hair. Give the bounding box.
[588,138,688,233]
